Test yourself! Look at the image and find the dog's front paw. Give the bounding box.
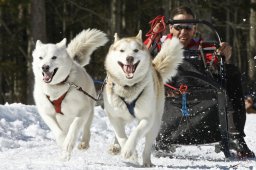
[78,141,89,150]
[108,143,121,155]
[121,143,136,159]
[121,148,133,159]
[121,149,138,164]
[60,151,71,161]
[121,139,137,158]
[143,161,154,168]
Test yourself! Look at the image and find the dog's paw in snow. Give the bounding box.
[121,141,137,160]
[77,141,89,150]
[60,151,71,161]
[108,143,121,155]
[121,149,138,165]
[142,160,154,168]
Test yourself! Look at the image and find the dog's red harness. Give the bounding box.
[45,76,103,115]
[47,92,68,115]
[45,76,69,115]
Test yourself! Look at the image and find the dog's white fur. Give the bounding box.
[103,30,183,167]
[32,29,108,160]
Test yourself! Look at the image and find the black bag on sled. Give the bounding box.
[155,58,227,151]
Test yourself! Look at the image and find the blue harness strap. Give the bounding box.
[120,90,144,118]
[178,84,189,117]
[181,93,189,117]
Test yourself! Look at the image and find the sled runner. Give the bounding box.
[151,19,232,158]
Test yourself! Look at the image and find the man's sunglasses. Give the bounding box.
[173,24,194,31]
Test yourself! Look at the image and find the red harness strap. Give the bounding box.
[47,92,68,115]
[146,15,166,38]
[164,83,188,94]
[144,16,166,50]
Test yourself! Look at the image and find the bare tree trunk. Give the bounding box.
[121,0,126,32]
[63,1,67,37]
[162,0,171,18]
[0,6,4,103]
[31,0,47,43]
[136,0,141,32]
[110,0,121,35]
[225,0,230,43]
[233,8,242,68]
[27,0,47,104]
[248,0,256,81]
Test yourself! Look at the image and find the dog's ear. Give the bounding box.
[57,38,67,48]
[136,30,142,41]
[36,40,43,48]
[114,33,119,43]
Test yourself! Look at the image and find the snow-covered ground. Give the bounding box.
[0,103,255,169]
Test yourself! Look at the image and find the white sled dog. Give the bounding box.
[104,30,183,167]
[32,29,108,160]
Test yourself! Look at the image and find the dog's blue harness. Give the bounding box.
[120,90,144,118]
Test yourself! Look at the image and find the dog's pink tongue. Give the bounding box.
[124,65,134,78]
[43,73,51,82]
[124,65,134,74]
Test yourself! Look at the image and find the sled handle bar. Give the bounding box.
[167,19,222,45]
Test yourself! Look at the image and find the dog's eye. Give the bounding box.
[52,56,57,60]
[39,56,43,60]
[120,49,124,52]
[134,49,139,53]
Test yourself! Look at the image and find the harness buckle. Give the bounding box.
[65,82,79,90]
[179,84,188,94]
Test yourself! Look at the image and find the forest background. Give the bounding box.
[0,0,256,104]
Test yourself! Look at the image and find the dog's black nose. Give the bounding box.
[42,65,50,72]
[126,56,134,64]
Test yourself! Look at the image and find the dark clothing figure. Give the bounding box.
[225,64,246,136]
[144,14,255,158]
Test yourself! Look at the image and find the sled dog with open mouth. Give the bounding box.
[103,30,183,167]
[32,29,108,160]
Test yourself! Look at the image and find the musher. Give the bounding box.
[144,6,255,158]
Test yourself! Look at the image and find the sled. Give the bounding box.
[155,19,232,158]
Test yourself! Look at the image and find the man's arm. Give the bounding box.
[218,42,232,64]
